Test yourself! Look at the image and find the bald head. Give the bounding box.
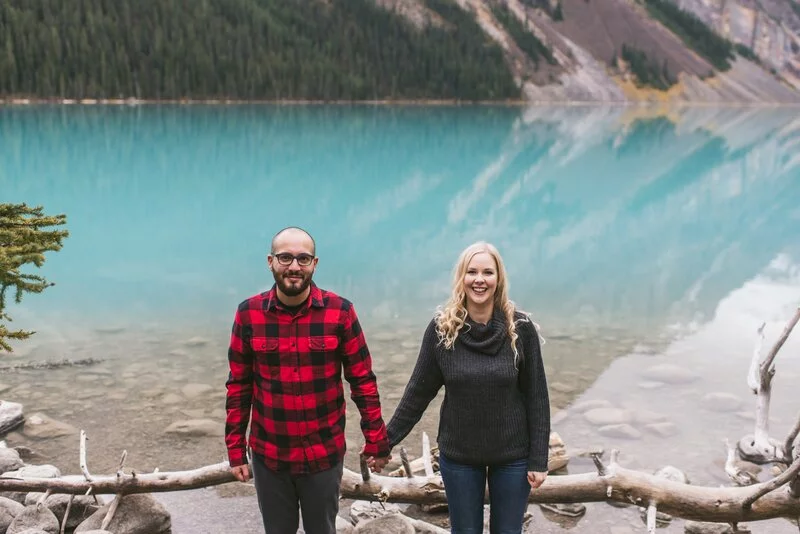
[271,227,316,256]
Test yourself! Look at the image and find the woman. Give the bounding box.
[386,241,550,534]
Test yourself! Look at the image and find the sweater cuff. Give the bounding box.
[527,456,549,472]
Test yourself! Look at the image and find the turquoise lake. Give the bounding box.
[2,105,800,533]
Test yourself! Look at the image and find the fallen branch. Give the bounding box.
[421,432,434,477]
[101,493,122,530]
[739,307,800,463]
[742,455,800,508]
[59,494,73,534]
[725,439,758,486]
[79,430,93,482]
[3,460,800,523]
[782,412,800,465]
[399,447,413,479]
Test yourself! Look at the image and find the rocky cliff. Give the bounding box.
[377,0,800,102]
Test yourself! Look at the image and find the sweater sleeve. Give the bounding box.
[386,319,444,449]
[519,319,551,472]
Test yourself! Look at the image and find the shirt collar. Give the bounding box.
[264,282,324,311]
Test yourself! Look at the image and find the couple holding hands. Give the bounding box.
[225,227,550,534]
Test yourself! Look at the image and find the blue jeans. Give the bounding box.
[439,453,531,534]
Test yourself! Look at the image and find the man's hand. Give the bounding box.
[367,454,392,473]
[527,470,547,489]
[360,445,392,473]
[231,464,251,482]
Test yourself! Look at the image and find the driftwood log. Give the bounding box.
[1,454,799,523]
[738,307,800,463]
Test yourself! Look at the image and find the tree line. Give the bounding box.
[0,0,521,101]
[619,44,676,90]
[491,3,558,68]
[641,0,734,70]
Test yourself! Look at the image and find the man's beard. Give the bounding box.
[273,270,313,297]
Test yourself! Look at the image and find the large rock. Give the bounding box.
[0,490,26,505]
[7,504,59,534]
[20,413,77,440]
[336,515,354,534]
[5,465,61,479]
[350,501,402,524]
[0,496,25,533]
[353,513,414,534]
[684,520,750,533]
[75,494,170,534]
[0,447,24,474]
[24,493,99,529]
[0,401,24,435]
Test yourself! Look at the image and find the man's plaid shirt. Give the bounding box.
[225,283,390,474]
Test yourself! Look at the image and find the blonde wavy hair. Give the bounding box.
[434,241,530,364]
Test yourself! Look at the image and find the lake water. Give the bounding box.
[2,104,800,533]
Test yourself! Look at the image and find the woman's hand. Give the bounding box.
[527,470,547,489]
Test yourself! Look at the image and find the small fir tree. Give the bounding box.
[0,203,68,352]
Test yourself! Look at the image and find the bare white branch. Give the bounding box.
[747,322,766,393]
[79,430,93,482]
[422,432,434,478]
[101,493,122,530]
[59,494,73,534]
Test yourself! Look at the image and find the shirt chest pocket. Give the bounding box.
[308,335,340,370]
[251,337,280,352]
[309,335,339,351]
[250,337,281,376]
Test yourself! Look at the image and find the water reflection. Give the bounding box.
[1,105,799,532]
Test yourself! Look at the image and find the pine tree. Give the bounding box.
[0,203,69,352]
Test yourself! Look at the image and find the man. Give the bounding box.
[225,227,392,534]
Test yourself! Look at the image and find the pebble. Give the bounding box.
[702,392,742,412]
[570,400,613,413]
[597,424,642,440]
[644,422,678,437]
[640,364,699,384]
[182,384,214,399]
[584,408,632,426]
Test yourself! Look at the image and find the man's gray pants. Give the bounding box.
[252,453,344,534]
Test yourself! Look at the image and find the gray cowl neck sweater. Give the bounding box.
[386,309,551,471]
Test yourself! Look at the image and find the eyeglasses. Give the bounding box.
[273,252,315,267]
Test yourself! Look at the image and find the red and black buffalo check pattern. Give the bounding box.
[225,283,390,474]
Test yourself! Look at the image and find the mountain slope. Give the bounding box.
[671,0,800,89]
[381,0,800,102]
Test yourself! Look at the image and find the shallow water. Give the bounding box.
[2,104,800,532]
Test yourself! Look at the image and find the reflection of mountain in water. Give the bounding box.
[349,106,800,339]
